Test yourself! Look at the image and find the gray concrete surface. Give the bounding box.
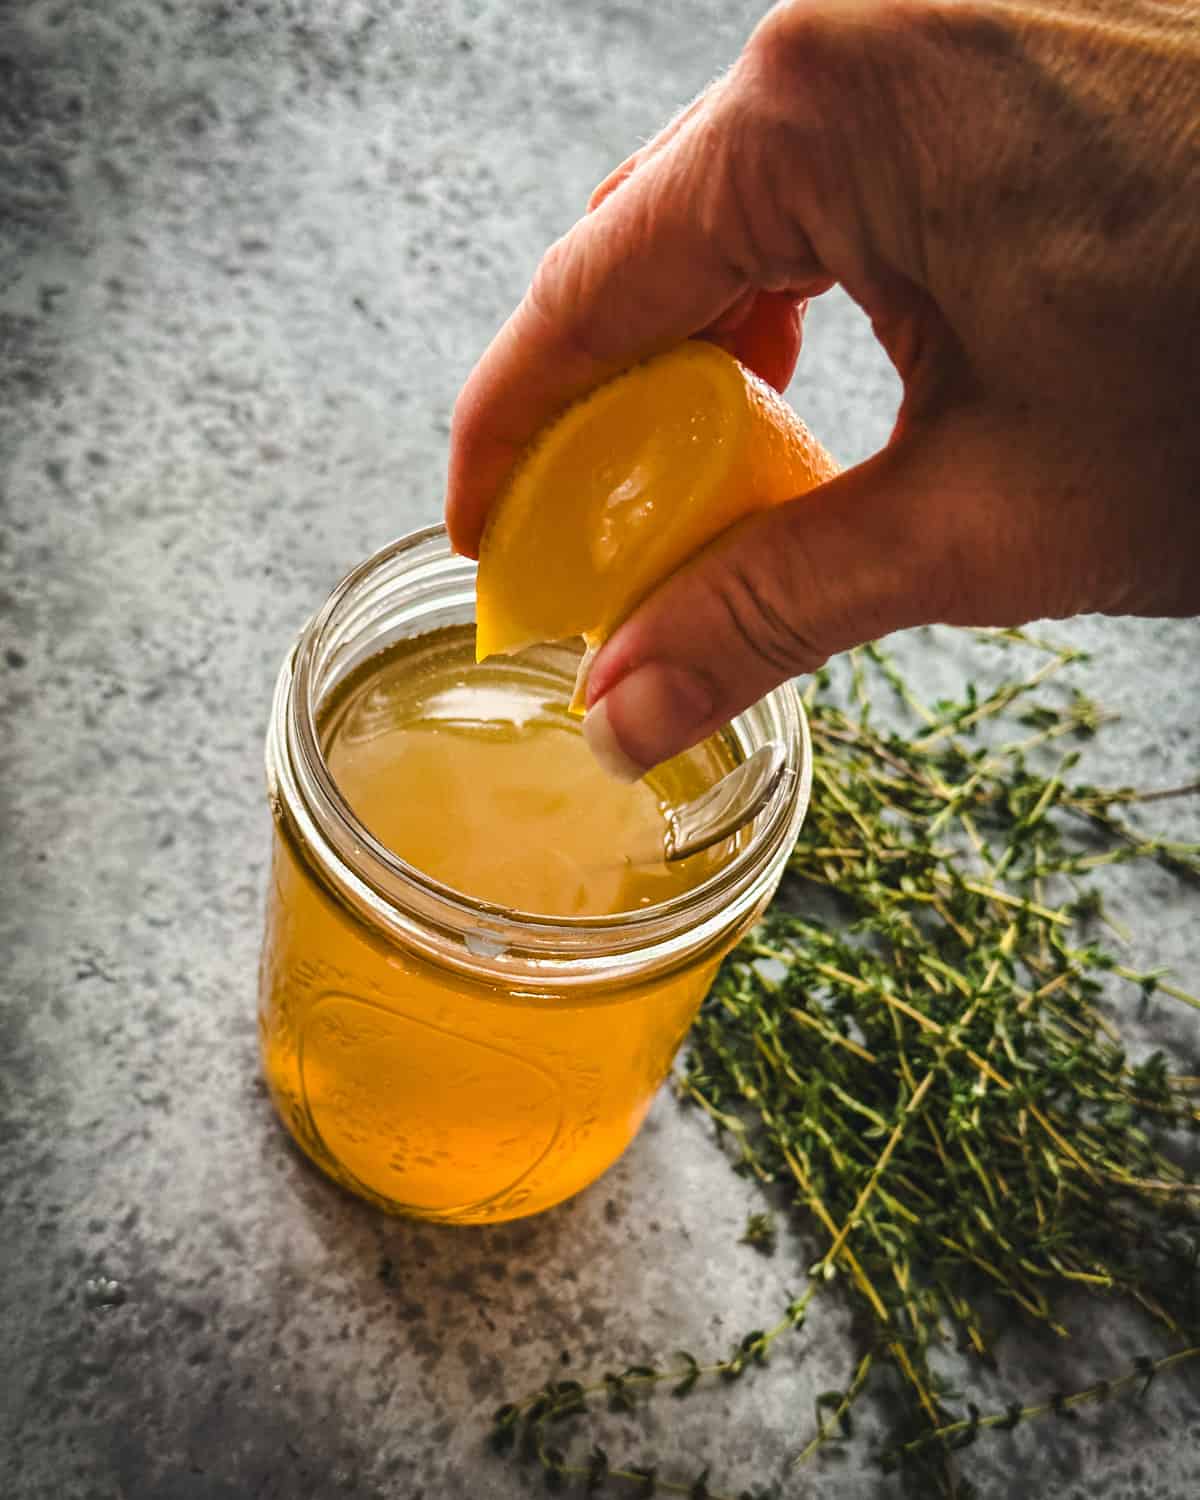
[1,4,1197,1498]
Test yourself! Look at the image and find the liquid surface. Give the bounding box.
[320,626,736,916]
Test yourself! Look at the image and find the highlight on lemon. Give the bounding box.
[473,340,838,705]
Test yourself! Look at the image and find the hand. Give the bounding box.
[446,0,1200,776]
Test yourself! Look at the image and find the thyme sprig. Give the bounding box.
[490,630,1200,1497]
[489,1308,803,1500]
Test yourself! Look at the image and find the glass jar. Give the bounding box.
[259,526,811,1223]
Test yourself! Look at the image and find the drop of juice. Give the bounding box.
[83,1276,127,1310]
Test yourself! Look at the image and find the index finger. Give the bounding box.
[586,80,715,212]
[445,143,738,555]
[445,88,823,558]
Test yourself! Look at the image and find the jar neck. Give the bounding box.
[265,526,811,988]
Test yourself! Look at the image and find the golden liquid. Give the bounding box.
[258,626,739,1222]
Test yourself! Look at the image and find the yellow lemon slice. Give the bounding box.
[474,340,838,704]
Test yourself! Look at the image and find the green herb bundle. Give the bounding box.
[490,631,1200,1499]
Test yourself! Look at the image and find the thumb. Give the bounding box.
[581,419,1011,780]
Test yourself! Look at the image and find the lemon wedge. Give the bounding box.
[474,340,837,705]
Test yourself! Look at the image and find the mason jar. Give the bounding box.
[259,525,811,1223]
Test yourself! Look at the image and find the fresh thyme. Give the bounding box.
[489,629,1200,1498]
[739,1212,778,1256]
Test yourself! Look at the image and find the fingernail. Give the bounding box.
[583,663,716,780]
[582,696,643,783]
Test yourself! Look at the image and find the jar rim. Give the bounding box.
[267,526,811,982]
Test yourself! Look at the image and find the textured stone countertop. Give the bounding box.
[2,5,1197,1498]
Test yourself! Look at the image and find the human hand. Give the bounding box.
[446,0,1200,776]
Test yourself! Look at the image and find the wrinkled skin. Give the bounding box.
[446,0,1200,775]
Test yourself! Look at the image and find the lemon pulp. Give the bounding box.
[474,341,838,677]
